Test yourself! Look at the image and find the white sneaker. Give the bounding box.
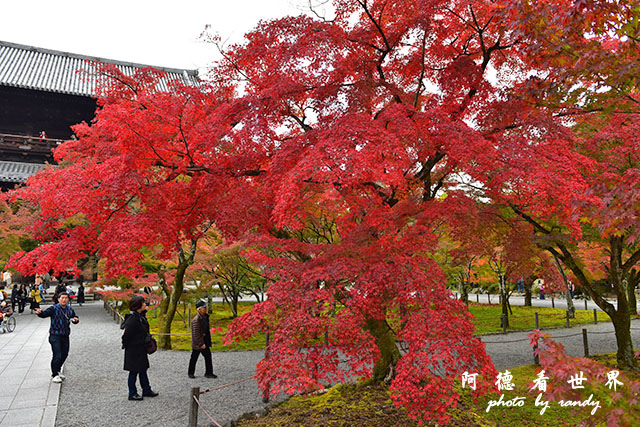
[58,374,66,380]
[52,375,63,383]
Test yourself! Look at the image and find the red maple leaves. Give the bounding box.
[6,0,639,424]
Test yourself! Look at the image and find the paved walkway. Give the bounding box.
[0,310,59,427]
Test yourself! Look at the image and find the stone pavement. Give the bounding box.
[0,310,59,427]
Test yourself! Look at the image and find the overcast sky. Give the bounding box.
[0,0,321,72]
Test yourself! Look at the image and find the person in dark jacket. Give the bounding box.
[10,284,18,312]
[35,292,79,383]
[17,284,27,313]
[52,281,66,304]
[121,296,158,401]
[77,283,85,306]
[188,300,217,379]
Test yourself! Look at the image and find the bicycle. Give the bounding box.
[0,311,16,333]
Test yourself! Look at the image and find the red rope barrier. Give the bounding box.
[546,332,583,339]
[150,332,192,336]
[482,337,530,344]
[200,376,255,395]
[193,394,223,427]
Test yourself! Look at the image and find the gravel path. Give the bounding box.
[56,303,267,427]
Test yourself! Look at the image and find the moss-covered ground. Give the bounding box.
[236,359,640,427]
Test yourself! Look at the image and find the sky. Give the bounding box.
[0,0,323,73]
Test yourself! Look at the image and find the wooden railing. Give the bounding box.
[0,133,66,156]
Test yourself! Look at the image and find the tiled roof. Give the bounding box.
[0,41,200,97]
[0,161,46,183]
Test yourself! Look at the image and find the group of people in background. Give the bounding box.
[0,278,85,314]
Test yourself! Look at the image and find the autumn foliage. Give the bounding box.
[5,0,640,424]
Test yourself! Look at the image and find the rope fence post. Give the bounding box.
[535,312,539,329]
[476,294,479,303]
[551,296,555,308]
[189,387,200,427]
[594,309,598,324]
[584,300,588,311]
[582,328,589,357]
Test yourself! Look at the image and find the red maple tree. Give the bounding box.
[210,0,539,422]
[484,0,640,370]
[8,0,636,423]
[6,65,259,349]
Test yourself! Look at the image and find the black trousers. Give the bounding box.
[128,370,152,397]
[188,348,213,376]
[49,334,70,377]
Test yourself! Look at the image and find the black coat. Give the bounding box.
[121,311,150,372]
[77,285,85,304]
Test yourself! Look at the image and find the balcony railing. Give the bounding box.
[0,133,65,156]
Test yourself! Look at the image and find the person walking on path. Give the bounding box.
[35,292,79,383]
[188,300,217,379]
[29,285,42,313]
[10,284,18,311]
[77,283,85,306]
[17,284,27,314]
[121,296,158,401]
[52,280,66,304]
[39,281,46,303]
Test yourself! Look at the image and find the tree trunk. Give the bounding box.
[553,254,575,318]
[524,276,534,307]
[626,274,638,315]
[499,274,509,329]
[629,285,637,315]
[610,309,637,370]
[607,237,638,370]
[366,317,402,383]
[231,292,239,318]
[157,257,190,350]
[459,281,469,306]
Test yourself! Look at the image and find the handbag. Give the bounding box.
[144,334,157,354]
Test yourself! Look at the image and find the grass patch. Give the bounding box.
[113,299,625,351]
[468,303,617,335]
[236,360,639,426]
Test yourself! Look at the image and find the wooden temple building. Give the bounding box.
[0,40,200,191]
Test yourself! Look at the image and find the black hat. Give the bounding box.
[196,300,207,309]
[129,295,145,311]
